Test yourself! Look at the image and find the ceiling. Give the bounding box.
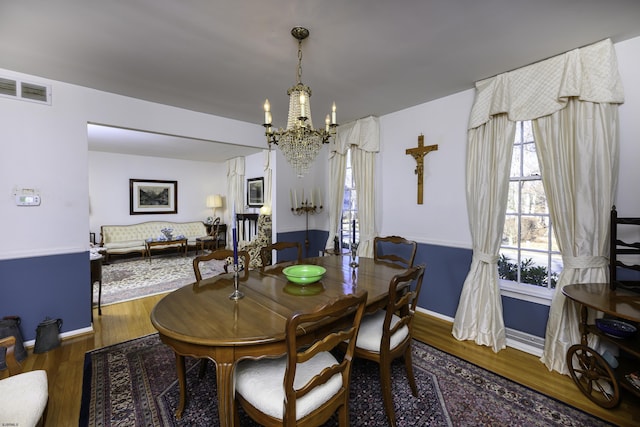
[3,1,640,162]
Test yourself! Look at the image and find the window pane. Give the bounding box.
[519,250,552,287]
[520,181,547,214]
[506,182,520,213]
[522,120,534,143]
[522,142,540,176]
[502,215,519,247]
[520,215,550,250]
[510,144,522,177]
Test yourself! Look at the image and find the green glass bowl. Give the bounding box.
[282,265,327,285]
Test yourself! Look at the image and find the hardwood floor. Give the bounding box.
[3,294,638,426]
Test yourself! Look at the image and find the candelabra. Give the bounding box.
[228,263,244,300]
[292,199,323,256]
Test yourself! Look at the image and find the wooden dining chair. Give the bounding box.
[351,264,425,427]
[192,249,250,282]
[373,235,417,268]
[192,249,250,377]
[234,292,368,426]
[260,241,302,271]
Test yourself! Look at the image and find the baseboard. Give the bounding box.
[416,308,544,357]
[24,325,94,348]
[505,328,544,357]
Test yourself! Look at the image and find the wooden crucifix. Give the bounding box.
[406,134,438,204]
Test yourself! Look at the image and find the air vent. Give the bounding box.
[21,82,48,102]
[0,78,17,96]
[0,76,51,105]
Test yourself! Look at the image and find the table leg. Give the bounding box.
[174,353,187,419]
[216,361,236,427]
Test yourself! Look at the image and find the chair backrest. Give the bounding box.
[236,213,260,241]
[609,205,640,292]
[283,292,367,425]
[381,265,425,348]
[260,241,302,270]
[209,216,221,236]
[373,235,417,268]
[192,249,250,282]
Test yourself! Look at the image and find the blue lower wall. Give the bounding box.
[1,233,550,342]
[0,252,90,341]
[277,230,549,339]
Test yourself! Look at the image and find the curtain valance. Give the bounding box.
[469,39,624,129]
[332,115,380,155]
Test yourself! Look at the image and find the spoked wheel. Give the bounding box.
[566,344,620,408]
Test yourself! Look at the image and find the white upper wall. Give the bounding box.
[88,151,228,239]
[1,35,639,259]
[379,89,475,249]
[0,69,263,259]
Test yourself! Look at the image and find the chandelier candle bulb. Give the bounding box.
[325,115,330,131]
[300,93,306,118]
[332,102,337,124]
[263,99,271,124]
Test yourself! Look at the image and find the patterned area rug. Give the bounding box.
[79,334,612,426]
[94,255,225,306]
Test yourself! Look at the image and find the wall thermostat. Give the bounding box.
[15,189,41,206]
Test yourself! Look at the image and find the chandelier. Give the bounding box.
[263,27,338,177]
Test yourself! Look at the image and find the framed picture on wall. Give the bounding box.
[130,179,178,215]
[247,177,264,207]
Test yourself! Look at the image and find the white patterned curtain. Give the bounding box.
[328,116,379,257]
[455,39,624,362]
[226,157,245,244]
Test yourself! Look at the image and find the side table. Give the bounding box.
[90,255,103,318]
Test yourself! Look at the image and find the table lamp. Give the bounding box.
[206,194,223,219]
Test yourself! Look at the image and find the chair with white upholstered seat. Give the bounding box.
[351,264,425,427]
[0,336,48,427]
[234,292,368,426]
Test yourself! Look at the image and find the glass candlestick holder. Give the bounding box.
[349,243,359,269]
[228,264,244,300]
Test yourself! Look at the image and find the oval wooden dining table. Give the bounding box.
[150,255,406,427]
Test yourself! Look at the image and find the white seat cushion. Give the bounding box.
[235,351,342,420]
[355,310,409,352]
[0,370,48,426]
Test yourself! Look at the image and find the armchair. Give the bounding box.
[238,214,272,269]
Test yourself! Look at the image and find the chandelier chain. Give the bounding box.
[297,40,303,85]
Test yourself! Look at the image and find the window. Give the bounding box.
[339,149,359,250]
[499,121,562,296]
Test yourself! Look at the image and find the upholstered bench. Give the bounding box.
[100,221,207,262]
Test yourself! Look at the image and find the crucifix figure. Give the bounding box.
[406,134,438,204]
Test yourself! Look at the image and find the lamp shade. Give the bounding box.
[206,194,223,208]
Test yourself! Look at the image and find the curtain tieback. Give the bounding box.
[562,255,608,269]
[473,252,499,264]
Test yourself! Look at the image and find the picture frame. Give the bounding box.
[130,179,178,215]
[247,177,264,207]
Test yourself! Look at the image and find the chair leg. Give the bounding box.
[198,359,208,378]
[379,359,397,427]
[404,344,418,396]
[338,403,349,427]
